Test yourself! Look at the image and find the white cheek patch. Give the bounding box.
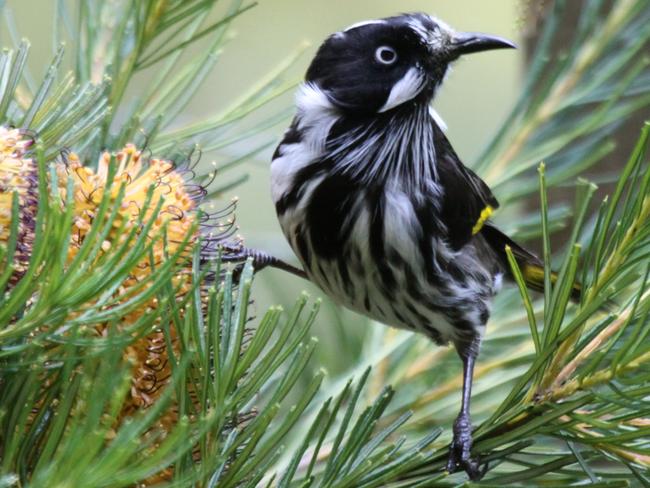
[378,67,424,113]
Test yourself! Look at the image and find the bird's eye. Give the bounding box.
[375,46,397,65]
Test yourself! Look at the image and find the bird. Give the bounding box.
[238,12,564,480]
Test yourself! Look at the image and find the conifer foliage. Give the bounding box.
[0,1,649,486]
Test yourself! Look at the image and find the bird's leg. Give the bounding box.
[220,245,308,281]
[446,335,486,480]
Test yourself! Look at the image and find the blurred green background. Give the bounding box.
[3,0,523,377]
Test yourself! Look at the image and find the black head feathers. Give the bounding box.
[305,13,515,114]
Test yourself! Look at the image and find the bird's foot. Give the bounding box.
[219,244,267,268]
[219,245,308,280]
[446,413,487,481]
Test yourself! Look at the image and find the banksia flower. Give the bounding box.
[0,127,37,285]
[55,145,198,407]
[56,144,196,269]
[4,137,246,483]
[54,144,243,483]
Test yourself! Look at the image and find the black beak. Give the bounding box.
[450,32,516,57]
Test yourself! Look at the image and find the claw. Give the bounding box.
[446,413,487,481]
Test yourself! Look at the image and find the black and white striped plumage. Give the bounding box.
[273,84,502,345]
[270,13,524,479]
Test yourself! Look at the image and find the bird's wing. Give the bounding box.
[433,127,499,250]
[480,223,582,301]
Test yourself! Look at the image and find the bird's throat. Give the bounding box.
[323,103,440,189]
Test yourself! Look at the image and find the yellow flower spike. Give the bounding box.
[6,138,242,484]
[55,145,203,439]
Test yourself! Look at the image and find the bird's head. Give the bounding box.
[304,13,515,115]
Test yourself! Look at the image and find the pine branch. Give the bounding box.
[1,1,650,486]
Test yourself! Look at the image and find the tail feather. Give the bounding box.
[521,263,582,302]
[481,223,581,302]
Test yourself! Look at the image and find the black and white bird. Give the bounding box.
[250,12,559,479]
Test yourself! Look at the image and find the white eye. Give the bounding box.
[375,46,397,65]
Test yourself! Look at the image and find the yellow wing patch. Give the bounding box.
[522,264,582,295]
[471,205,494,235]
[522,263,545,285]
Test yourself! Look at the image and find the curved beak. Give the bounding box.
[450,32,516,57]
